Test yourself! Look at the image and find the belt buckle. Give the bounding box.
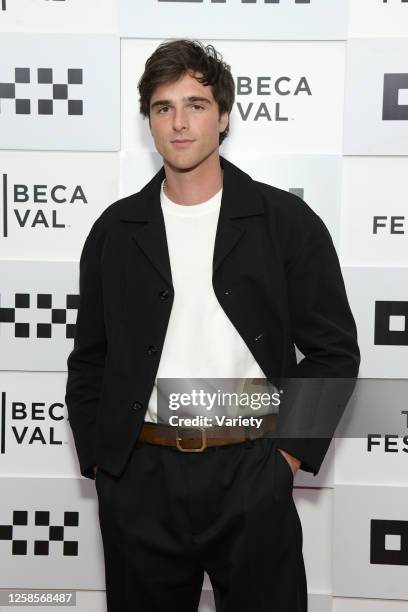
[175,426,207,452]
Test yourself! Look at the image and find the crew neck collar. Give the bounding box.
[160,179,222,217]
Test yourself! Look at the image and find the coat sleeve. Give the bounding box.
[275,211,360,476]
[65,219,107,480]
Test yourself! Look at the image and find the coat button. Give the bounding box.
[254,332,264,342]
[132,401,143,411]
[159,289,169,301]
[148,345,158,355]
[224,289,232,296]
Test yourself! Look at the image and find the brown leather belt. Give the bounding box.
[137,413,278,452]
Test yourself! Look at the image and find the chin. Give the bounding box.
[163,153,203,173]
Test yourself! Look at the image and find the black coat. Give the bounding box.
[65,155,360,480]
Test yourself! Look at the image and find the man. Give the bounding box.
[65,39,360,612]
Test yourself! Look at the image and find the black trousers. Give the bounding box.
[95,435,308,612]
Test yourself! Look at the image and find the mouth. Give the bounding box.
[171,140,194,148]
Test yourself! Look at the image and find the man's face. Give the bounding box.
[148,70,229,172]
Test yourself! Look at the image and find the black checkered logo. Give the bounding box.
[371,519,408,566]
[0,293,79,338]
[0,68,83,115]
[374,301,408,346]
[0,510,79,556]
[382,73,408,121]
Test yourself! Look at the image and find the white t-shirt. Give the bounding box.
[144,179,267,423]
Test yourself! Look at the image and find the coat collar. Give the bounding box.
[118,155,265,288]
[119,155,265,222]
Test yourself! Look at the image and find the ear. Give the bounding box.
[219,111,229,134]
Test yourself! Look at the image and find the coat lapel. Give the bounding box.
[213,156,264,274]
[119,166,172,287]
[119,155,265,286]
[129,216,173,288]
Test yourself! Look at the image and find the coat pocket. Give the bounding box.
[273,445,294,502]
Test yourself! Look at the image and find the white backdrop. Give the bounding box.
[1,1,408,611]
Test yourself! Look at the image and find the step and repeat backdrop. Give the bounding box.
[1,1,408,611]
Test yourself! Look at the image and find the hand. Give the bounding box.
[277,448,301,478]
[92,465,98,479]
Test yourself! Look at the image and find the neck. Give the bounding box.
[163,150,223,205]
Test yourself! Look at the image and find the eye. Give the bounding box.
[191,104,204,110]
[157,106,169,114]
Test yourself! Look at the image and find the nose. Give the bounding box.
[172,106,189,133]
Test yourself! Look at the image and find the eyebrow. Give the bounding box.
[150,95,212,110]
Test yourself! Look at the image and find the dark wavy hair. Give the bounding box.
[138,39,235,145]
